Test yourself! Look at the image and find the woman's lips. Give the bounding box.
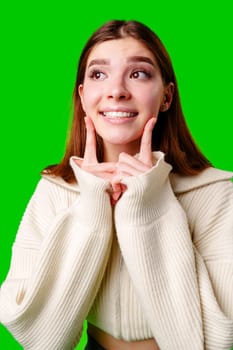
[101,111,138,118]
[99,111,138,124]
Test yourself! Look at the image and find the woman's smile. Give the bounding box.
[100,109,138,124]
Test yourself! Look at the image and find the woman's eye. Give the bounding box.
[90,70,106,81]
[130,70,151,79]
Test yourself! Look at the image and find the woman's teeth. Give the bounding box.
[102,111,137,118]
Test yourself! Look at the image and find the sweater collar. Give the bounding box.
[170,167,233,194]
[43,167,233,195]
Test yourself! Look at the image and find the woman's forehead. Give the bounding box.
[86,37,156,66]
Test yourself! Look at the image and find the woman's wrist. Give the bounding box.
[114,154,176,224]
[70,157,112,228]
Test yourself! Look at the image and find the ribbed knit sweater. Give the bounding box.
[0,152,233,350]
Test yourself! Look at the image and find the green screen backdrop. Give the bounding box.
[1,1,232,349]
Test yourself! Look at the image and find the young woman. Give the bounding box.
[0,20,233,350]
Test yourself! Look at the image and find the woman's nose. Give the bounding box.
[106,77,131,100]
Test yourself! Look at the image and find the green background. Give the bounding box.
[0,1,232,349]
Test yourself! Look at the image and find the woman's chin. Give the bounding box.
[101,134,141,150]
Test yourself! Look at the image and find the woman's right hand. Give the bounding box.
[74,117,124,204]
[74,116,116,180]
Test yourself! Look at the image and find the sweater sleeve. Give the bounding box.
[180,179,233,350]
[114,153,233,350]
[0,159,113,350]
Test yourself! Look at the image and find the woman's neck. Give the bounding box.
[103,141,140,163]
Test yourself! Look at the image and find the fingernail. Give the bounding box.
[152,117,157,124]
[150,117,157,129]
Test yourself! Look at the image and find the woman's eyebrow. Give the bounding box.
[127,56,156,67]
[88,56,156,68]
[88,59,109,67]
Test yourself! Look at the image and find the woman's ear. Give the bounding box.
[78,84,85,112]
[160,82,174,112]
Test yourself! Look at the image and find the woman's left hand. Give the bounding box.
[111,117,156,204]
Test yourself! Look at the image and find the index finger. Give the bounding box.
[83,116,98,164]
[138,117,157,165]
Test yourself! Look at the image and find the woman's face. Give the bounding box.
[79,37,171,155]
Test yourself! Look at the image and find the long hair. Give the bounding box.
[43,20,211,182]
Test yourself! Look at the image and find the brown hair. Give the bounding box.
[43,20,211,182]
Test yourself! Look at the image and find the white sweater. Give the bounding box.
[0,152,233,350]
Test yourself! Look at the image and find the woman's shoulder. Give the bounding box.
[171,168,233,232]
[40,174,80,194]
[170,167,233,195]
[28,174,80,214]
